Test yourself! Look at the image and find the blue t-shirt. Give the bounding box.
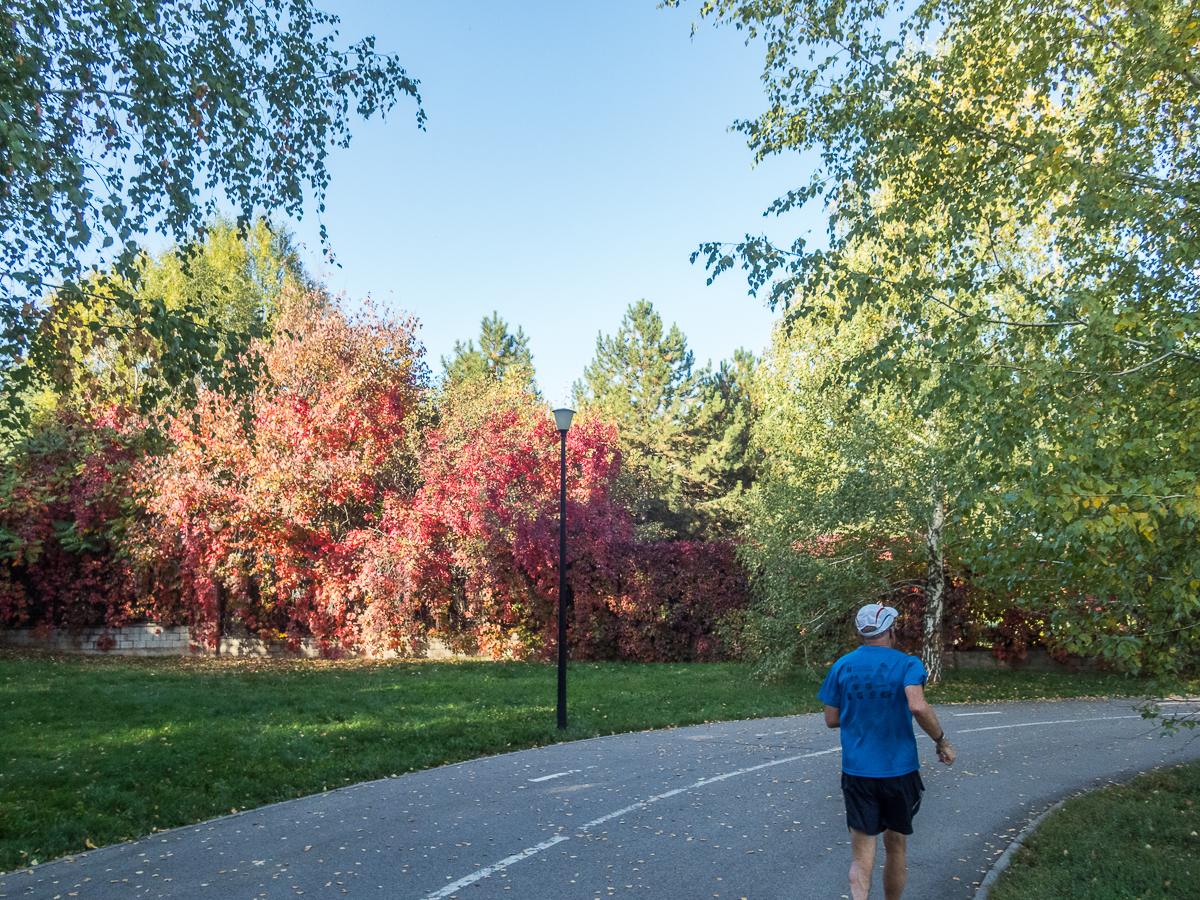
[817,645,927,778]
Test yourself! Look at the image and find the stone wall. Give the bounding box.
[0,625,459,659]
[1,626,1091,668]
[0,624,191,656]
[943,647,1100,672]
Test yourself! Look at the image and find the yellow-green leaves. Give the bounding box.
[1,0,423,433]
[692,0,1200,688]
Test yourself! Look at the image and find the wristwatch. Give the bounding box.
[934,732,946,743]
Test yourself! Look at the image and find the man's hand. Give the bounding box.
[936,739,956,766]
[907,684,955,765]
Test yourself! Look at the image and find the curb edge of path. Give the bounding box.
[972,799,1064,900]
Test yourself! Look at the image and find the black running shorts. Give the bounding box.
[840,770,925,836]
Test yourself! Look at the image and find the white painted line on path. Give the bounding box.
[416,710,1144,899]
[423,835,569,900]
[580,746,841,832]
[958,715,1141,734]
[417,744,842,898]
[528,769,581,782]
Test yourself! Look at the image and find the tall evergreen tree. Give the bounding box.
[576,302,761,540]
[441,312,534,387]
[574,301,757,540]
[685,348,758,538]
[574,300,697,540]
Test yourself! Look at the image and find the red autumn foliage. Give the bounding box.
[573,539,748,663]
[399,375,632,658]
[1,305,749,661]
[0,407,150,630]
[882,567,1072,662]
[400,376,749,662]
[133,297,429,654]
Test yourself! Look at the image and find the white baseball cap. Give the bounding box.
[856,603,898,637]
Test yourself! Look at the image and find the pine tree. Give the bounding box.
[684,348,758,538]
[574,300,699,540]
[441,312,534,387]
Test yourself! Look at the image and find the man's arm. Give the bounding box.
[824,705,840,729]
[905,683,956,766]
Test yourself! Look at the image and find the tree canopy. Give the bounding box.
[139,216,315,338]
[678,0,1200,687]
[137,296,430,654]
[686,347,759,538]
[0,0,423,427]
[8,217,320,434]
[739,254,988,680]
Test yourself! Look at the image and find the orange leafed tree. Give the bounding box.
[134,295,429,654]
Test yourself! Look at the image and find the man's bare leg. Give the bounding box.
[849,829,877,900]
[881,829,908,900]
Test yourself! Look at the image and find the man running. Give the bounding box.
[818,603,956,900]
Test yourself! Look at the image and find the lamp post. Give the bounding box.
[551,407,575,730]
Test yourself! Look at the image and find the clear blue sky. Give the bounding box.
[284,0,824,406]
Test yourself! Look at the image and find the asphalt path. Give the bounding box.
[4,697,1200,900]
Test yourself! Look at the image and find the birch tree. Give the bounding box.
[740,277,972,681]
[671,0,1200,690]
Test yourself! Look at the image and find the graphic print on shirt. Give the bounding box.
[848,662,895,701]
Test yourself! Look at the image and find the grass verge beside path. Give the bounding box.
[0,652,1174,874]
[990,760,1200,900]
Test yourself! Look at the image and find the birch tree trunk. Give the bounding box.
[922,481,946,683]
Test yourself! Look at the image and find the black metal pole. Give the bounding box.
[557,428,568,729]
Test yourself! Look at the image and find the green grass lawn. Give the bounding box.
[990,761,1200,900]
[0,651,1177,874]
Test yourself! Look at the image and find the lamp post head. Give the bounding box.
[552,408,576,432]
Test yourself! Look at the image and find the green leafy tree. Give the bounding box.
[440,312,534,386]
[674,0,1200,693]
[740,275,980,681]
[28,218,320,417]
[139,216,316,340]
[0,0,423,430]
